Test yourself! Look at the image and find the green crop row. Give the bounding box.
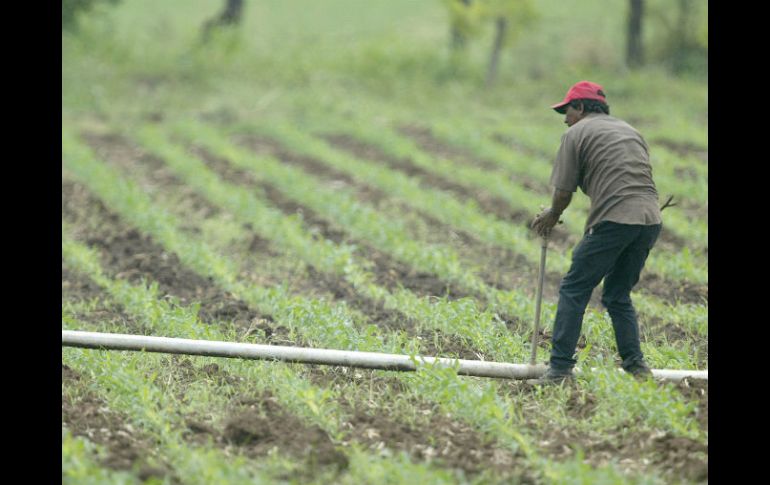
[62,429,144,485]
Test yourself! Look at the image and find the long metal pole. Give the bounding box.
[62,330,707,381]
[530,236,548,365]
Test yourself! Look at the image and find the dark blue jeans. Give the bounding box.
[550,221,662,371]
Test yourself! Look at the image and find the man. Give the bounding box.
[530,80,662,383]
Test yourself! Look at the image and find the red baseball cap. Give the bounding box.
[551,81,607,114]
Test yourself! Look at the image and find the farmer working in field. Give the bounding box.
[530,80,662,383]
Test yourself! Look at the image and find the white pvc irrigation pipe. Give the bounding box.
[61,330,708,382]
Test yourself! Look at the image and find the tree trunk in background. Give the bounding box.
[450,0,472,53]
[202,0,245,42]
[626,0,644,68]
[485,17,508,86]
[671,0,693,73]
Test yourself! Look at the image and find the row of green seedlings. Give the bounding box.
[62,235,474,484]
[61,145,703,484]
[64,127,704,442]
[220,118,706,286]
[138,121,706,359]
[61,141,678,485]
[305,114,707,277]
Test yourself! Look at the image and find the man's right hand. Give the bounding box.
[531,208,561,238]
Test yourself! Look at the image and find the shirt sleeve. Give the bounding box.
[549,130,580,193]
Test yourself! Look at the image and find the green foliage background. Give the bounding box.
[63,0,707,128]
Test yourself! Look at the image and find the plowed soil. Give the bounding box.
[186,391,349,473]
[62,370,174,482]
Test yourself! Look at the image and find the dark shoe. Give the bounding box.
[624,359,653,380]
[528,366,575,385]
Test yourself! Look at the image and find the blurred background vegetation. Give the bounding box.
[62,0,707,141]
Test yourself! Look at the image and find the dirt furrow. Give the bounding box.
[62,263,152,335]
[322,133,532,224]
[62,264,104,304]
[175,376,350,477]
[177,363,529,480]
[82,133,221,221]
[497,382,707,483]
[305,368,534,481]
[62,365,176,482]
[233,133,390,205]
[492,132,554,162]
[652,138,708,163]
[397,125,547,193]
[187,144,349,245]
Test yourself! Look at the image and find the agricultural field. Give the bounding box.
[62,1,707,483]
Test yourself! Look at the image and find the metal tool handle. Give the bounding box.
[530,235,548,365]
